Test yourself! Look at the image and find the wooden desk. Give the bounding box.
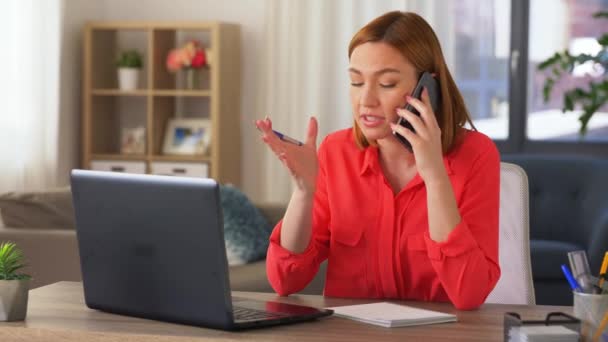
[0,282,571,342]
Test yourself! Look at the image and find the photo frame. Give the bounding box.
[120,126,146,154]
[162,118,211,155]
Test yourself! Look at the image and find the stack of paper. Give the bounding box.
[326,302,457,328]
[507,325,579,342]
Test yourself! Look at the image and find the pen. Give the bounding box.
[592,310,608,342]
[561,264,583,292]
[599,251,608,290]
[272,130,303,146]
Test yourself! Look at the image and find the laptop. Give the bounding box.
[70,169,333,330]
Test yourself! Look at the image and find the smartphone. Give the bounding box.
[393,71,441,151]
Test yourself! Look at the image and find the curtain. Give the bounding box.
[256,0,439,203]
[0,0,63,193]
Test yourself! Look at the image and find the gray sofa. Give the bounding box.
[0,188,326,294]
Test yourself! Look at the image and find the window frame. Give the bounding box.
[498,0,608,157]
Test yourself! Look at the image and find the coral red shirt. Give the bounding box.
[266,128,500,310]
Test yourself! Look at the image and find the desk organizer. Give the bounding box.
[503,312,581,341]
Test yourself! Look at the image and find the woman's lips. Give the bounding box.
[360,114,385,128]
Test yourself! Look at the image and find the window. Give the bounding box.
[433,0,511,140]
[527,0,608,142]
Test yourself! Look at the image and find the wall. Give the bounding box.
[61,0,269,201]
[57,1,104,189]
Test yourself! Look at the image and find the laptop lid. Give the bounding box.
[71,169,234,329]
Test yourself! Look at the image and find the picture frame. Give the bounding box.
[120,126,146,154]
[162,118,211,155]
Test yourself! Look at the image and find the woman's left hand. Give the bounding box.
[390,88,447,185]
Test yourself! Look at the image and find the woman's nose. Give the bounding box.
[359,86,379,107]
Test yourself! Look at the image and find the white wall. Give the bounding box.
[61,0,269,201]
[57,1,104,188]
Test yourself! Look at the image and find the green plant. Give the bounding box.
[0,242,31,280]
[537,11,608,136]
[116,49,143,68]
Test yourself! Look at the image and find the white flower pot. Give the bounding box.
[0,279,29,321]
[118,67,139,90]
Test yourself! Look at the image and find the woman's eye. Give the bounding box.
[350,82,363,87]
[380,83,396,88]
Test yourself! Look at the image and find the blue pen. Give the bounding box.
[561,264,584,292]
[272,130,303,146]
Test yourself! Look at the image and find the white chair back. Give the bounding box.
[486,162,536,305]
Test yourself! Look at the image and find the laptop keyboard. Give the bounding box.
[233,306,288,322]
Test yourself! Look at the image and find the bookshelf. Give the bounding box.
[82,21,241,186]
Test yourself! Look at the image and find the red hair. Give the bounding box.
[349,11,475,153]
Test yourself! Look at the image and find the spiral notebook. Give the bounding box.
[327,302,457,328]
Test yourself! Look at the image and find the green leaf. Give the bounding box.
[542,78,554,102]
[592,11,608,19]
[564,94,573,112]
[0,242,29,279]
[116,50,143,68]
[538,52,561,70]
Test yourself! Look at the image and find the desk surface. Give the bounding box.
[0,282,571,342]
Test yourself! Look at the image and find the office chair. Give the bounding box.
[486,162,536,305]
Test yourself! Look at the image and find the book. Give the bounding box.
[326,302,457,328]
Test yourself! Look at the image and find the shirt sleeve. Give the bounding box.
[422,142,501,310]
[265,139,331,296]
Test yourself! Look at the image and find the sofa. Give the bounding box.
[0,187,326,294]
[502,154,608,306]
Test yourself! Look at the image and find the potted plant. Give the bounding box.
[116,49,143,90]
[538,11,608,136]
[0,242,31,321]
[166,40,209,89]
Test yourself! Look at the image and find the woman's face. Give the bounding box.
[349,42,418,143]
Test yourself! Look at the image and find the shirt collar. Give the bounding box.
[359,146,379,176]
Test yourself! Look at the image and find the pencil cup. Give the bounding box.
[573,291,608,342]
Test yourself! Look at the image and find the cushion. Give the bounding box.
[0,187,75,229]
[220,184,273,265]
[530,239,584,279]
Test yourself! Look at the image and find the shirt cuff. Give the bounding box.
[268,220,317,261]
[423,219,479,261]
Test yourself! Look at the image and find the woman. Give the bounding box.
[255,11,500,310]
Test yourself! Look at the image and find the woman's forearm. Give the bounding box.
[425,174,461,242]
[279,190,315,253]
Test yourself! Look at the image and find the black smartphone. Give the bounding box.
[393,71,441,151]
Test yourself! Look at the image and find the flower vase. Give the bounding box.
[185,69,199,90]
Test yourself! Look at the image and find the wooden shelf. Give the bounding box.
[150,155,211,162]
[83,21,241,185]
[92,89,148,96]
[152,90,211,97]
[91,154,146,161]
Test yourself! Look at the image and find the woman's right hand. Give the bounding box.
[255,117,319,196]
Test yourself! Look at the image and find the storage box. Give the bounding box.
[150,161,209,178]
[90,160,146,174]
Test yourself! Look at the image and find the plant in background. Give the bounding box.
[0,242,31,280]
[116,49,143,69]
[165,40,207,72]
[537,11,608,136]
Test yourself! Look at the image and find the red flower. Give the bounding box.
[191,50,207,68]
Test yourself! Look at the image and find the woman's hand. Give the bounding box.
[255,117,319,196]
[390,89,447,185]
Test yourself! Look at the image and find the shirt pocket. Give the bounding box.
[326,224,367,294]
[402,232,436,296]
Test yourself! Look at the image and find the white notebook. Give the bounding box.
[327,302,457,328]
